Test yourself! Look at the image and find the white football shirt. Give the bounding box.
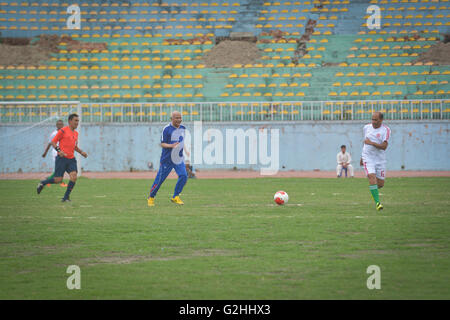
[337,151,352,165]
[49,130,59,160]
[361,123,391,164]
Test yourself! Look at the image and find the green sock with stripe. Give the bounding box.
[369,184,380,204]
[46,172,55,180]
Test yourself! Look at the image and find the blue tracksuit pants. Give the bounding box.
[149,162,187,198]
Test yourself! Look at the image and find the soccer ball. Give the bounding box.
[274,191,289,205]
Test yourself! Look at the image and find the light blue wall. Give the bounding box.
[0,121,449,173]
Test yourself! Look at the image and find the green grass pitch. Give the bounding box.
[0,177,449,299]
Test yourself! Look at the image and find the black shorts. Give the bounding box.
[54,156,77,177]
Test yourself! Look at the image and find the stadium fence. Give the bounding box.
[0,99,448,123]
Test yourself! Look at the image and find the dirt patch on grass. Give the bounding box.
[4,244,81,258]
[403,243,438,248]
[335,231,363,235]
[339,249,399,259]
[79,249,236,266]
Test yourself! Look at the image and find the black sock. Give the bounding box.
[63,181,76,200]
[41,177,55,185]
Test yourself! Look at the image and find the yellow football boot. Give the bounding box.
[171,196,184,205]
[147,197,155,207]
[376,202,384,211]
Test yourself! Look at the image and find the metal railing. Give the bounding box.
[0,99,449,123]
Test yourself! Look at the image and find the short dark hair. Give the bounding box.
[56,119,64,123]
[341,145,346,148]
[68,113,79,121]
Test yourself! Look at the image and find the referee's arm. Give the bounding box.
[75,146,88,158]
[51,140,67,157]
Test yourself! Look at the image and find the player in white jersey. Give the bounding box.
[360,112,391,211]
[42,120,67,187]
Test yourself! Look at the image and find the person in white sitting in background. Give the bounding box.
[336,145,354,178]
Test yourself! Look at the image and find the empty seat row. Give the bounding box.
[329,61,436,67]
[261,8,340,14]
[375,5,448,11]
[0,83,205,89]
[225,82,310,88]
[1,101,447,109]
[370,0,447,3]
[346,52,420,58]
[328,90,449,96]
[374,13,450,19]
[0,74,204,80]
[362,22,450,27]
[332,80,448,86]
[335,70,449,76]
[259,46,326,52]
[350,44,432,50]
[220,91,306,97]
[261,53,322,59]
[1,16,238,22]
[354,36,439,42]
[59,48,209,54]
[258,16,336,22]
[0,9,242,16]
[0,64,208,70]
[68,32,215,38]
[50,56,203,62]
[263,0,350,4]
[225,101,449,107]
[262,7,348,13]
[0,2,241,7]
[0,24,235,31]
[258,21,337,28]
[357,29,440,35]
[0,9,240,13]
[0,93,205,99]
[106,40,211,46]
[229,72,312,78]
[255,24,334,31]
[49,31,324,38]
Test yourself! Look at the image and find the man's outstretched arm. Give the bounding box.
[42,143,52,158]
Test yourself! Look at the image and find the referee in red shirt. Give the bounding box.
[37,113,87,202]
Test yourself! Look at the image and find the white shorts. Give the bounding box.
[363,161,386,180]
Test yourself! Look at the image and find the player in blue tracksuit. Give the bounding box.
[147,111,188,206]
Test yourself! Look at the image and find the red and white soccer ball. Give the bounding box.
[274,191,289,205]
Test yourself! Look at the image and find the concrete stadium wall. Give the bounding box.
[0,121,449,173]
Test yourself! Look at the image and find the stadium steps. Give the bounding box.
[0,0,449,111]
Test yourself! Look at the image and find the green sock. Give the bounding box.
[369,184,380,204]
[46,172,55,180]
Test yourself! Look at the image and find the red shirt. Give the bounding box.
[51,126,78,159]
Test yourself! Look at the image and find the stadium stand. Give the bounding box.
[0,0,449,122]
